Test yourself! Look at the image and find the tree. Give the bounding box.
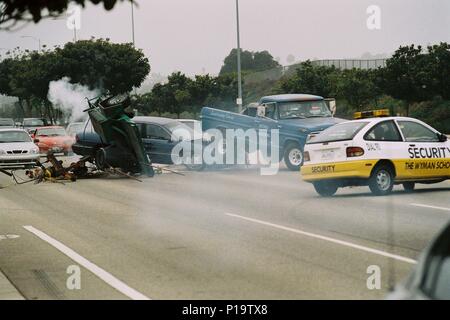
[130,92,153,115]
[336,69,380,108]
[0,39,150,119]
[253,51,281,71]
[410,97,450,133]
[0,0,129,28]
[379,45,430,115]
[174,89,191,117]
[276,61,338,98]
[0,57,15,97]
[426,42,450,100]
[55,39,150,95]
[219,49,280,75]
[0,54,40,116]
[187,74,218,110]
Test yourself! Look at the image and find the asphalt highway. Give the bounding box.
[0,160,449,299]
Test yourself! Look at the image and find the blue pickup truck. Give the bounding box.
[201,94,345,170]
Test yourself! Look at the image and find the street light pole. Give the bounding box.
[73,21,77,42]
[131,0,135,46]
[235,0,243,112]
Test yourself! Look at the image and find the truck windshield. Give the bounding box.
[278,101,331,119]
[307,121,369,144]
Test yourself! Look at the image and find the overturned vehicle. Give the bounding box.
[72,95,154,177]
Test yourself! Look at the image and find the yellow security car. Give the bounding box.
[301,110,450,196]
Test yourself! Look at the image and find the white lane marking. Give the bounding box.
[410,203,450,212]
[225,213,417,265]
[23,225,150,300]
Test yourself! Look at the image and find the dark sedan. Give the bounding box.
[72,116,203,168]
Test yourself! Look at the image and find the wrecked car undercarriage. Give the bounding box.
[81,94,154,177]
[0,95,163,185]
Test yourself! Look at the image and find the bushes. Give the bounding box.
[409,98,450,133]
[179,111,196,120]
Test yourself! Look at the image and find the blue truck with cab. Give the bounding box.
[201,94,344,170]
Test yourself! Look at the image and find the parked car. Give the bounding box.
[0,128,40,170]
[72,116,203,168]
[388,221,450,300]
[33,126,75,155]
[66,122,86,137]
[22,118,49,134]
[0,118,15,128]
[201,94,345,170]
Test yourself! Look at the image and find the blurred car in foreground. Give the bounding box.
[0,128,40,169]
[66,122,85,137]
[388,222,450,300]
[0,118,15,128]
[33,126,75,155]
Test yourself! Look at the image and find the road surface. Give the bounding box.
[0,160,449,299]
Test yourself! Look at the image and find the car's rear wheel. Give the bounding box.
[313,181,338,197]
[95,148,109,171]
[402,182,415,192]
[284,143,303,171]
[369,165,394,196]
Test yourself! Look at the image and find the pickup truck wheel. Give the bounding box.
[313,181,338,197]
[284,143,303,171]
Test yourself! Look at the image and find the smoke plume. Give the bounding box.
[48,77,100,122]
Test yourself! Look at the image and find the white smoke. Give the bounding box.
[48,77,100,123]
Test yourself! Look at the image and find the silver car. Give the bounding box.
[0,128,40,170]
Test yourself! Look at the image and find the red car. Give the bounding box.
[32,126,75,155]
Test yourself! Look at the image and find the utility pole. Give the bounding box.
[131,0,136,46]
[73,21,77,42]
[235,0,243,112]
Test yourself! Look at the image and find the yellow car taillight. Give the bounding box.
[303,151,310,162]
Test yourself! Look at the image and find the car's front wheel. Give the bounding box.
[369,165,394,196]
[313,181,338,197]
[284,143,303,171]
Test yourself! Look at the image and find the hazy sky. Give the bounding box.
[1,0,449,76]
